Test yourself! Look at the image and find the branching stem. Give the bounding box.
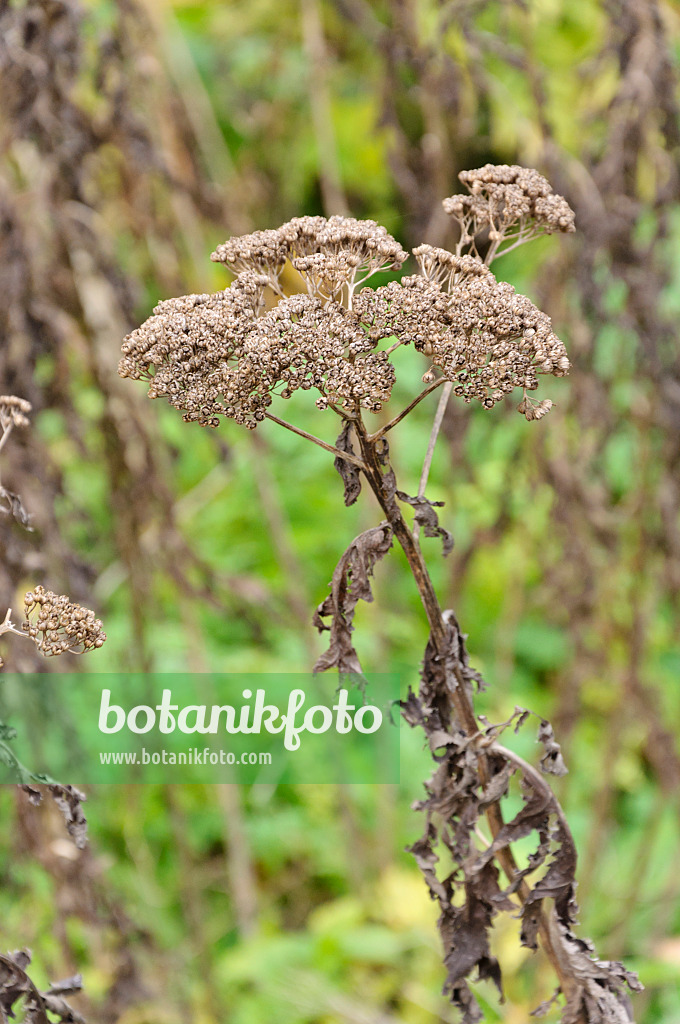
[352,414,578,1003]
[264,412,367,470]
[0,608,25,639]
[412,380,453,541]
[0,422,13,457]
[367,377,445,442]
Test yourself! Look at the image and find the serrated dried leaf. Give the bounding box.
[0,486,32,529]
[441,864,506,1017]
[0,953,85,1024]
[396,490,453,555]
[47,784,88,849]
[558,925,642,1023]
[333,421,362,506]
[313,522,393,674]
[537,719,568,776]
[521,820,578,949]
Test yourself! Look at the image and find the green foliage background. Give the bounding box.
[0,0,679,1021]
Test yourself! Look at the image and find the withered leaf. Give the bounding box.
[0,952,48,1024]
[537,718,568,776]
[530,988,561,1017]
[333,421,362,506]
[440,864,506,1022]
[558,926,642,1023]
[396,490,453,555]
[478,762,514,808]
[46,976,83,998]
[406,823,449,903]
[313,522,393,674]
[41,993,85,1023]
[0,953,85,1023]
[0,486,32,529]
[521,819,578,949]
[47,784,88,849]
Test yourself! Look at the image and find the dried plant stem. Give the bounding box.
[217,784,260,938]
[353,416,578,1003]
[0,421,13,456]
[367,377,445,442]
[413,240,506,513]
[0,608,24,640]
[412,380,453,541]
[264,412,367,470]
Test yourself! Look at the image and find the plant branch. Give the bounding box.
[0,421,13,457]
[412,234,509,511]
[0,608,26,640]
[412,380,452,540]
[264,412,367,470]
[353,416,579,1004]
[367,377,445,442]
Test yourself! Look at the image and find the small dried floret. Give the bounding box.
[119,273,271,428]
[292,251,362,299]
[0,395,32,429]
[22,585,106,656]
[518,396,555,421]
[245,294,396,412]
[413,246,492,289]
[211,228,290,275]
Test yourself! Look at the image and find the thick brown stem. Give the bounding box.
[353,416,577,1001]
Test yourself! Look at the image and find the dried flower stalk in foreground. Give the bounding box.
[120,166,641,1022]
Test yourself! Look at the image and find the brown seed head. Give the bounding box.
[22,585,106,656]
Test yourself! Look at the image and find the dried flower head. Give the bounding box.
[119,273,270,428]
[121,172,571,425]
[22,586,106,656]
[0,395,31,430]
[211,214,408,295]
[120,217,406,425]
[355,251,569,411]
[444,163,575,258]
[120,272,398,426]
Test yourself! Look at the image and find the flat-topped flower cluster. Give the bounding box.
[119,166,574,427]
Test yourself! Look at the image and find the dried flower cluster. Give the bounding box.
[355,250,570,410]
[211,214,408,293]
[119,270,398,425]
[0,395,31,430]
[444,163,575,259]
[22,586,106,656]
[120,167,575,425]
